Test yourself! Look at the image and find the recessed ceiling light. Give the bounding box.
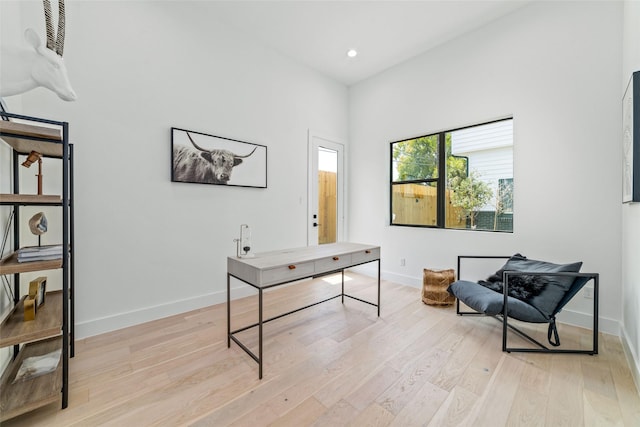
[347,49,358,58]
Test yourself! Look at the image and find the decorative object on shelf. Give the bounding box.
[17,244,62,263]
[0,0,76,101]
[234,224,254,258]
[24,295,37,321]
[171,127,267,188]
[23,276,46,321]
[623,70,640,203]
[21,151,44,195]
[422,268,456,306]
[12,349,61,383]
[28,212,48,236]
[29,276,47,308]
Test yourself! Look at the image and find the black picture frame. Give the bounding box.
[623,70,640,203]
[29,276,47,307]
[171,127,267,188]
[37,278,46,307]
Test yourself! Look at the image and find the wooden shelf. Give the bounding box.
[0,337,63,422]
[0,291,63,348]
[0,120,63,158]
[0,252,63,275]
[0,194,62,205]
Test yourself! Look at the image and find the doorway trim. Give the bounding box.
[307,130,346,246]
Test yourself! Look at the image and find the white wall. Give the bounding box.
[0,1,348,337]
[349,2,622,334]
[622,0,640,396]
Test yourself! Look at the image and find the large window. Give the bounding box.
[390,118,513,232]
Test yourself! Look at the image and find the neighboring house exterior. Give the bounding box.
[451,119,514,213]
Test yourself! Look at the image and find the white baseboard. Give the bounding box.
[74,284,256,340]
[347,265,422,288]
[382,271,422,288]
[621,324,640,396]
[556,308,619,336]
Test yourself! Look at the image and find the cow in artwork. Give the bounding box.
[172,132,257,185]
[0,0,77,101]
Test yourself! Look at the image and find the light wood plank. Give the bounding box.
[390,381,450,426]
[0,252,62,275]
[347,402,394,426]
[0,120,63,157]
[268,397,327,427]
[426,385,480,427]
[0,194,62,204]
[506,386,547,426]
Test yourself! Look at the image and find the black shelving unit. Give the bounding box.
[0,112,74,421]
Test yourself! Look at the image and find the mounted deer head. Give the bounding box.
[0,0,77,101]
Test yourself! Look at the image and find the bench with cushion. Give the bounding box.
[447,254,599,354]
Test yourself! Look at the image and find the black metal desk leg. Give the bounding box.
[227,273,231,348]
[377,259,381,317]
[259,289,263,379]
[341,269,345,303]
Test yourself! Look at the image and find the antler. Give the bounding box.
[43,0,55,50]
[235,147,258,158]
[186,132,209,152]
[186,132,258,158]
[42,0,66,56]
[55,0,65,56]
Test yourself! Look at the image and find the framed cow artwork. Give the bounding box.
[171,128,267,188]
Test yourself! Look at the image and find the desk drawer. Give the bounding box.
[261,261,315,285]
[351,247,380,264]
[315,254,352,274]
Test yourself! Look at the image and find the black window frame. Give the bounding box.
[390,117,513,232]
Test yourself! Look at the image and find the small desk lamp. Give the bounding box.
[234,224,254,258]
[21,151,43,195]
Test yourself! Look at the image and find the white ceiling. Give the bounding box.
[204,1,532,86]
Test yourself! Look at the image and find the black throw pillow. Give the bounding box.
[478,274,547,301]
[478,254,541,301]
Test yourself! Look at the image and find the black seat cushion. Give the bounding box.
[448,280,548,323]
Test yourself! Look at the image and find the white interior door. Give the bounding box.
[308,132,344,245]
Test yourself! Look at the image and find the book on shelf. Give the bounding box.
[18,244,62,254]
[17,245,63,263]
[18,254,62,263]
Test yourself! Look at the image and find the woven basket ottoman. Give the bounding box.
[422,268,456,306]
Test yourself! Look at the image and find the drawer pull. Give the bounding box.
[288,265,296,270]
[333,256,340,261]
[365,250,371,254]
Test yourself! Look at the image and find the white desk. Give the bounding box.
[227,242,381,378]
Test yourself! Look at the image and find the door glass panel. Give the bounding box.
[318,147,337,244]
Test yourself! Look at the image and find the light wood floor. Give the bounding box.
[3,273,640,426]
